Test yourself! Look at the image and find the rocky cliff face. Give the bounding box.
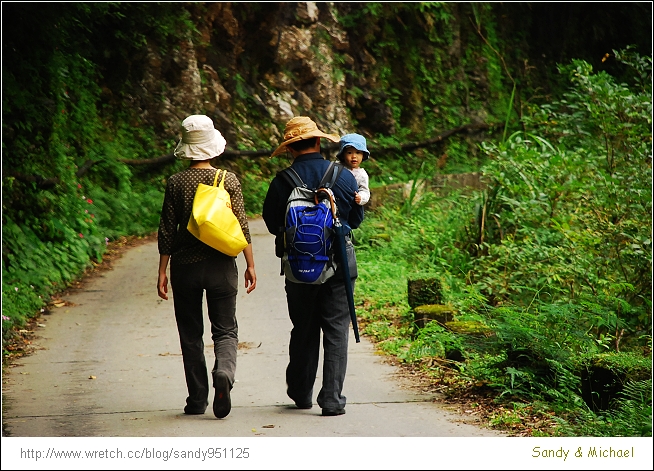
[98,1,651,157]
[133,3,356,147]
[5,2,649,166]
[126,2,485,150]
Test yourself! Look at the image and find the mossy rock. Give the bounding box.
[580,352,652,412]
[583,352,652,377]
[444,320,492,336]
[407,273,443,308]
[413,304,457,328]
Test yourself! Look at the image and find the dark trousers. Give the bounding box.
[170,255,238,411]
[285,277,354,410]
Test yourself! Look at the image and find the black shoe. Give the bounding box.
[213,372,232,419]
[321,407,345,416]
[295,401,313,410]
[183,405,206,415]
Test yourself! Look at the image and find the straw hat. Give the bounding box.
[174,115,226,161]
[270,116,340,157]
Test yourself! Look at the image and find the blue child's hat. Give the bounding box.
[337,133,369,161]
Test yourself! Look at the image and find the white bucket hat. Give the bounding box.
[174,115,226,160]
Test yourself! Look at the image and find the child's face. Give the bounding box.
[343,147,364,169]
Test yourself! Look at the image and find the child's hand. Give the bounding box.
[354,192,361,205]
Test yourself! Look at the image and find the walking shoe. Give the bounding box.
[321,407,345,416]
[213,372,232,419]
[183,405,206,415]
[295,401,313,409]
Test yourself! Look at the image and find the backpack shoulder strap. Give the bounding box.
[278,167,306,189]
[319,161,344,190]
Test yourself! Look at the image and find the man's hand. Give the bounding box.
[354,192,361,205]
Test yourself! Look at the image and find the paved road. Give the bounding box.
[2,218,502,439]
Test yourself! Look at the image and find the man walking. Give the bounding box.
[262,116,364,416]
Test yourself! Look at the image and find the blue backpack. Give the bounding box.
[278,161,344,284]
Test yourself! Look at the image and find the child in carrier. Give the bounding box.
[336,133,370,206]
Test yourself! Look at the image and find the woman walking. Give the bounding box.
[157,115,256,418]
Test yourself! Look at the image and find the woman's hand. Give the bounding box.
[158,272,169,300]
[242,244,256,294]
[244,266,257,294]
[158,254,170,300]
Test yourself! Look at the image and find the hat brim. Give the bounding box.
[270,131,340,157]
[174,129,226,160]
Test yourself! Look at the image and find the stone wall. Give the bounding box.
[366,172,487,211]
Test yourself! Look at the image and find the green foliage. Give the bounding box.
[335,2,506,176]
[355,50,652,436]
[613,45,653,93]
[470,54,651,338]
[399,322,465,363]
[556,379,652,437]
[355,190,474,296]
[2,3,191,340]
[474,303,601,402]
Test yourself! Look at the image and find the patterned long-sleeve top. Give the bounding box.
[158,167,251,265]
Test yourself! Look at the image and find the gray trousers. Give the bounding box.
[170,254,238,411]
[285,277,354,410]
